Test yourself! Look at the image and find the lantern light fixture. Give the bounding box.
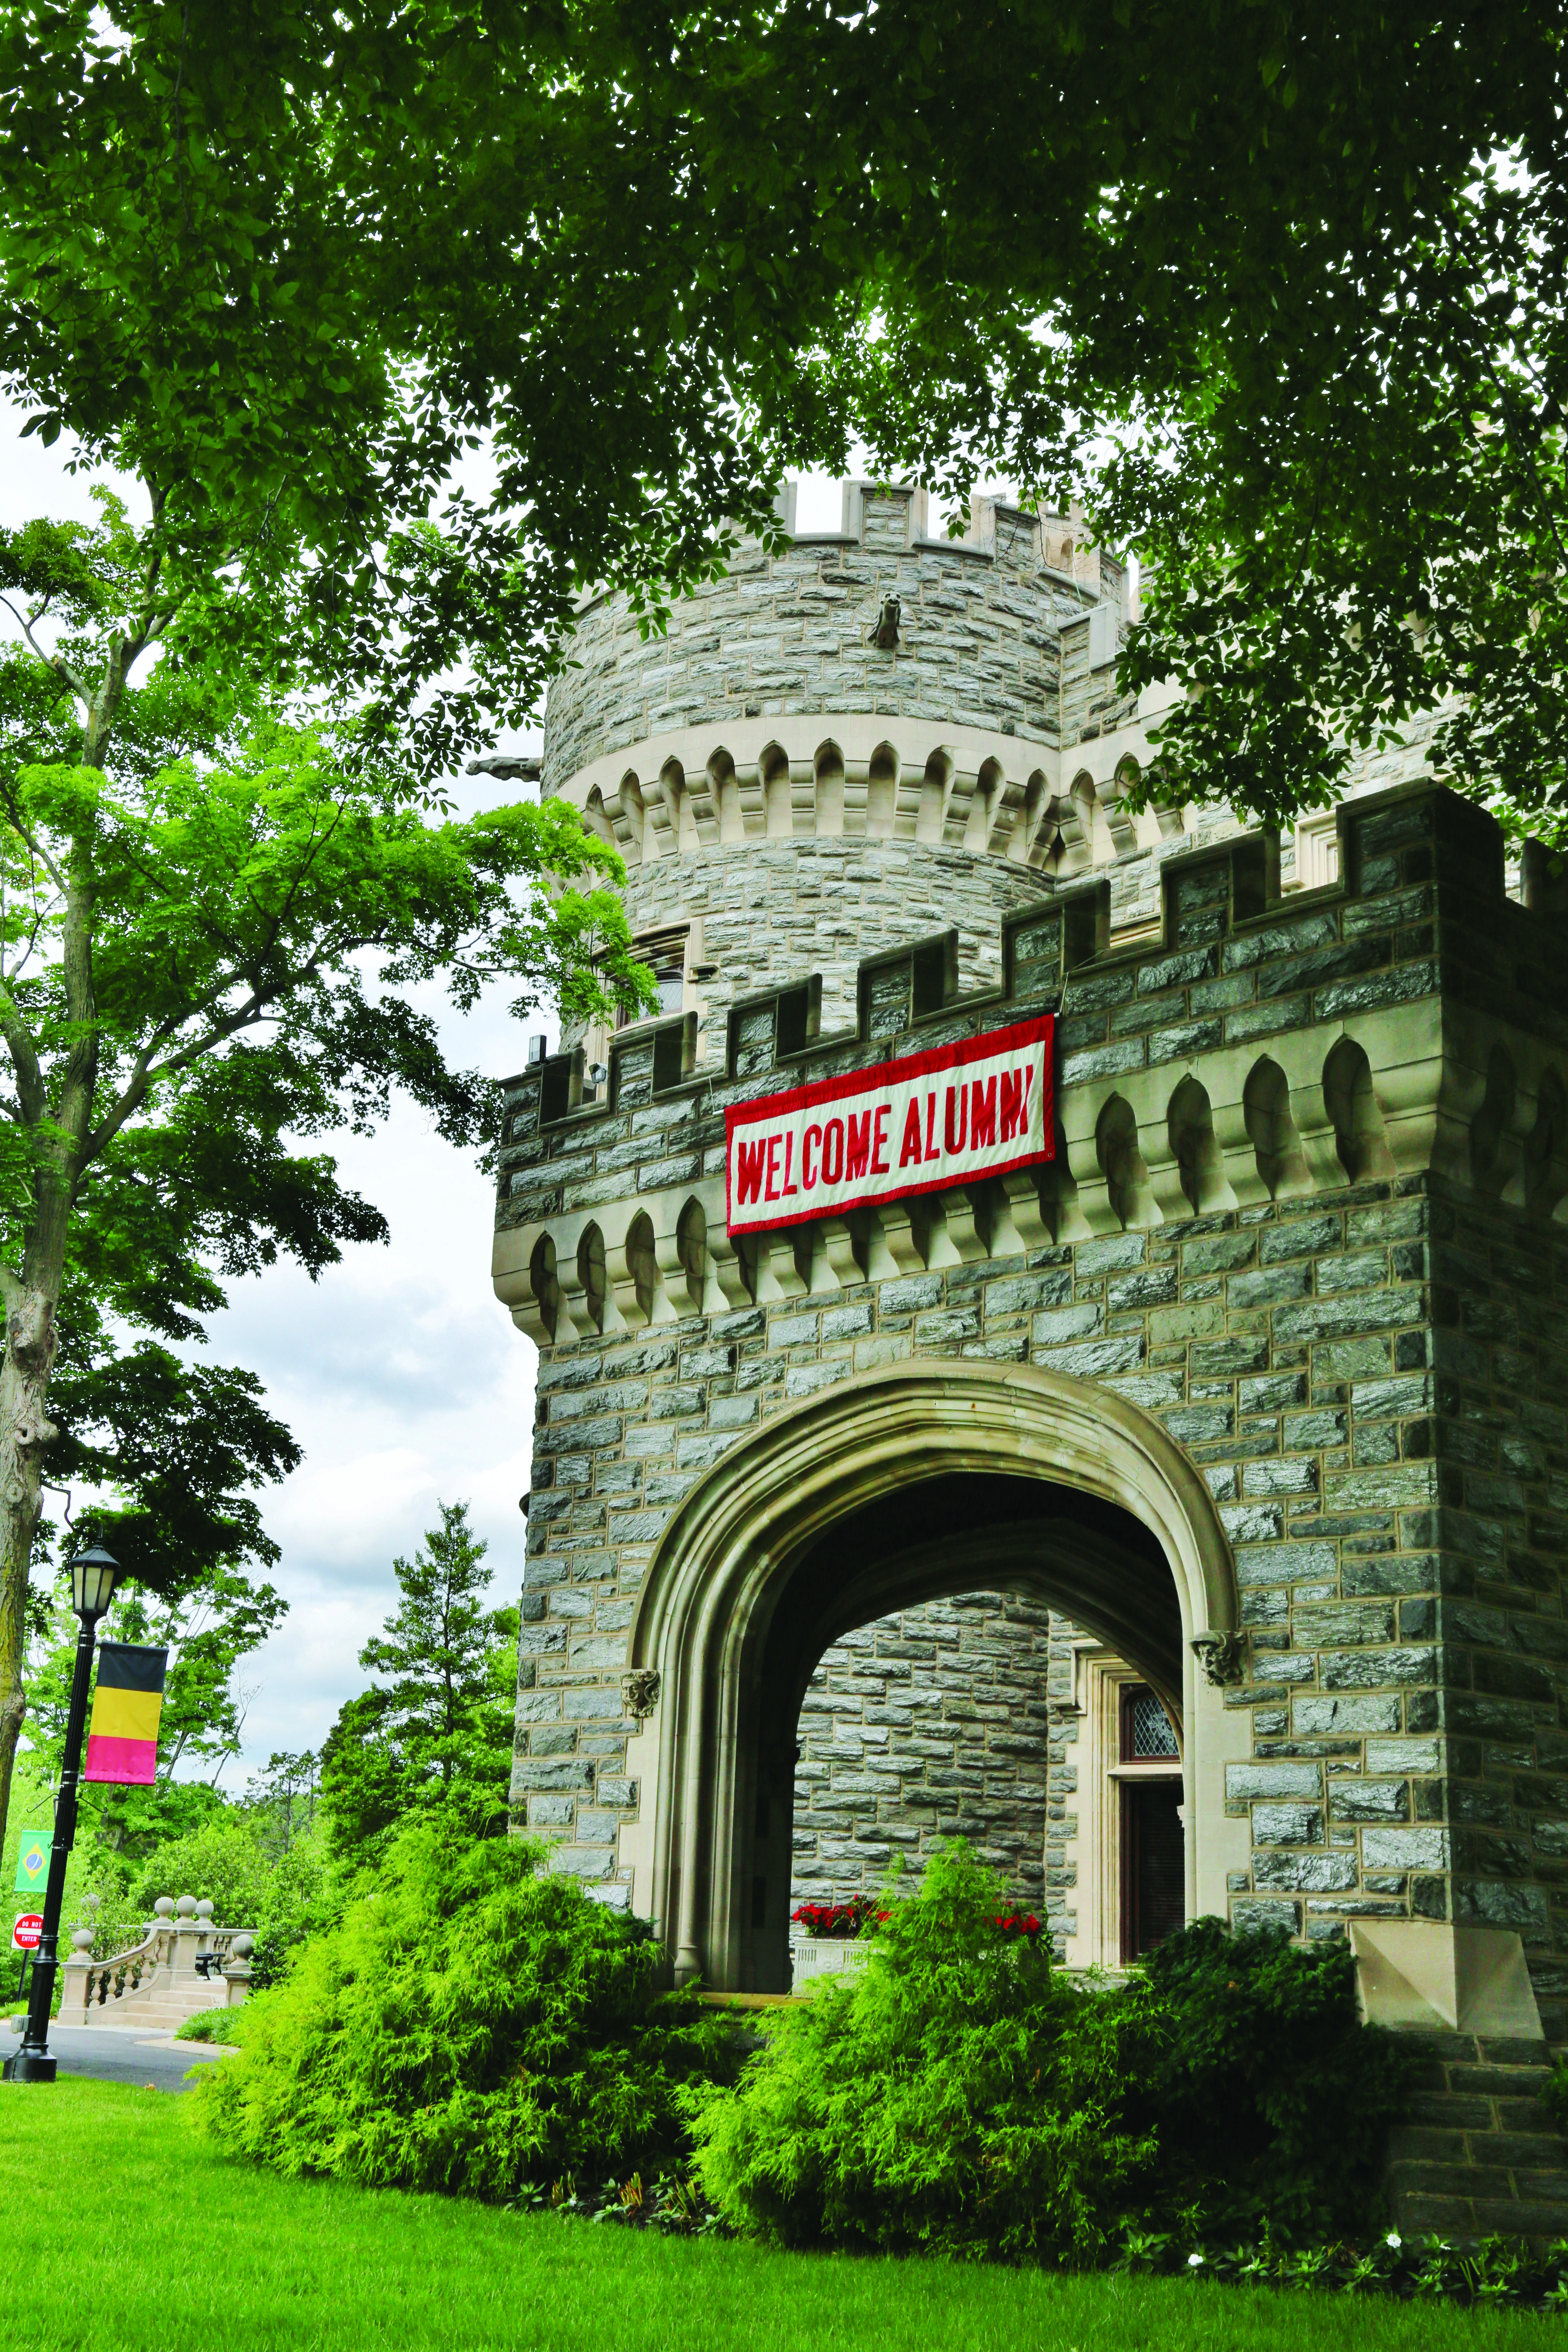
[67,1542,120,1623]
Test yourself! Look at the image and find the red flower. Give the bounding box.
[792,1895,881,1940]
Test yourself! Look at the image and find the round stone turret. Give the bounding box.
[542,482,1180,1061]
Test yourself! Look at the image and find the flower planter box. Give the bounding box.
[788,1937,874,1993]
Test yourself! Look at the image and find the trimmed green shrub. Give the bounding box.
[189,1822,733,2200]
[686,1843,1408,2262]
[687,1844,1169,2261]
[1139,1912,1408,2239]
[175,2002,265,2046]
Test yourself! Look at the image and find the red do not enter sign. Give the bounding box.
[11,1913,42,1952]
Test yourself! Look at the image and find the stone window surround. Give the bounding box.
[578,920,702,1102]
[1060,1642,1186,1971]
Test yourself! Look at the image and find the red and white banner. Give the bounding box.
[725,1014,1054,1237]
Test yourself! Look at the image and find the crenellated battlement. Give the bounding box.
[500,764,1568,2098]
[494,782,1568,1353]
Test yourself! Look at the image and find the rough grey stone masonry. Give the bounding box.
[503,781,1568,2040]
[542,486,1132,796]
[791,1593,1054,1910]
[617,838,1056,1072]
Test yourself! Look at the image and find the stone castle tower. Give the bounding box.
[497,474,1568,2236]
[529,481,1228,1932]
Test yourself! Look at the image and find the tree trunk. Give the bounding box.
[0,1283,58,1857]
[0,607,125,1859]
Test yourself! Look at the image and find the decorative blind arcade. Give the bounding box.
[725,1015,1054,1238]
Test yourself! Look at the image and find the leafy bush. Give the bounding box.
[1139,1912,1408,2239]
[176,2001,266,2046]
[688,1844,1169,2261]
[127,1813,341,1988]
[129,1814,273,1930]
[688,1843,1408,2262]
[1120,2223,1568,2308]
[189,1821,734,2200]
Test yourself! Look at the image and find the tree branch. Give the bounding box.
[0,990,47,1127]
[0,593,90,705]
[81,949,337,1164]
[0,784,70,900]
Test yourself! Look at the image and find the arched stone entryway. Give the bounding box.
[622,1359,1252,1990]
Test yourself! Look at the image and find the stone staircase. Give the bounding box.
[1386,2033,1568,2241]
[64,1894,254,2031]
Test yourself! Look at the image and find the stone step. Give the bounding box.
[81,2001,227,2029]
[1391,2141,1568,2180]
[1399,2187,1568,2239]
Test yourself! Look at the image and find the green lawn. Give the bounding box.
[0,2076,1558,2352]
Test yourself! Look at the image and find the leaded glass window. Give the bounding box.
[1122,1685,1179,1761]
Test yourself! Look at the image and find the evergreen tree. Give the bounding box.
[321,1503,517,1862]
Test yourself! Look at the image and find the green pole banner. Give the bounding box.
[12,1829,51,1895]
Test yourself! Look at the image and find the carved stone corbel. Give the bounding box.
[751,1232,807,1303]
[992,1169,1050,1253]
[804,1218,857,1295]
[862,1202,924,1279]
[702,1223,753,1311]
[1190,1630,1245,1688]
[622,1668,661,1722]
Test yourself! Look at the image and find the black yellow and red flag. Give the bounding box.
[83,1644,169,1785]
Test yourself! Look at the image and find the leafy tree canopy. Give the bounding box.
[24,1556,285,1852]
[321,1501,518,1863]
[1,2,1562,825]
[0,495,649,1854]
[2,0,1560,1859]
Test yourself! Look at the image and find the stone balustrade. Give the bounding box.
[60,1892,256,2030]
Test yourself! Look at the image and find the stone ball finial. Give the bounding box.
[70,1927,94,1953]
[231,1934,254,1958]
[175,1893,197,1918]
[194,1899,214,1922]
[153,1897,176,1919]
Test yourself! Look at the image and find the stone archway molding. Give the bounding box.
[622,1358,1249,1987]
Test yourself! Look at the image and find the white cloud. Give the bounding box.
[193,961,553,1764]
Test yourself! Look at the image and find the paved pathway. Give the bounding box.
[7,2021,232,2093]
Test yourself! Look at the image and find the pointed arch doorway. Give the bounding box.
[622,1360,1251,1991]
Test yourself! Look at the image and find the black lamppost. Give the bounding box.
[7,1542,119,2085]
